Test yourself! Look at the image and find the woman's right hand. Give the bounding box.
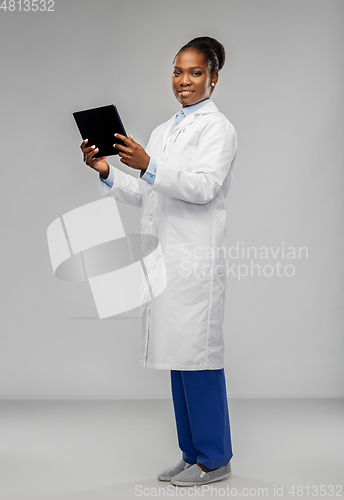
[80,139,109,179]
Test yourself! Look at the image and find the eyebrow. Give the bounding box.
[173,66,204,70]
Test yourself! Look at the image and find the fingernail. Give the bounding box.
[92,145,95,149]
[95,148,99,151]
[114,133,118,137]
[113,144,117,147]
[84,138,88,142]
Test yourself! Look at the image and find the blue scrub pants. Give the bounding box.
[170,369,233,470]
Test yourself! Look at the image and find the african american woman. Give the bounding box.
[81,36,238,487]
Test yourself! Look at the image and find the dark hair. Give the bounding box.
[173,36,226,93]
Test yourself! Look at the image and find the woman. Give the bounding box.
[81,36,237,487]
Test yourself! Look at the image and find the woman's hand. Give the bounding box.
[114,133,150,171]
[80,139,109,179]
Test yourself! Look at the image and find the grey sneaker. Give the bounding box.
[158,459,194,481]
[171,461,232,486]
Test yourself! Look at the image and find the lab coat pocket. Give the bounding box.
[164,215,213,279]
[164,128,200,171]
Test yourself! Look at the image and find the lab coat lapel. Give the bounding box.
[161,100,219,152]
[161,116,176,150]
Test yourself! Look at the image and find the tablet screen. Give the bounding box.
[73,104,127,158]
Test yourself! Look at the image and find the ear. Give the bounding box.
[211,72,219,86]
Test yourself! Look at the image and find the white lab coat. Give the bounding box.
[100,100,237,370]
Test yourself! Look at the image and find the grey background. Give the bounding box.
[1,0,343,398]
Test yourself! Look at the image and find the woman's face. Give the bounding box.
[172,48,217,107]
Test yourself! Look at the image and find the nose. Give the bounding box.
[179,74,191,86]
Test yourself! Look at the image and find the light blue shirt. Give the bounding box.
[99,98,212,188]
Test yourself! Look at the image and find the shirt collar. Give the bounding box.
[178,98,212,117]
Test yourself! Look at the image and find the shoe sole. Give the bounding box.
[158,475,173,481]
[171,470,232,487]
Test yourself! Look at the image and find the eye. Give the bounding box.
[173,71,180,76]
[193,72,202,76]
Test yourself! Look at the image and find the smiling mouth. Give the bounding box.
[179,90,195,95]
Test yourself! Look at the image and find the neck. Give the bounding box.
[183,97,210,108]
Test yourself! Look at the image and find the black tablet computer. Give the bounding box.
[73,104,127,158]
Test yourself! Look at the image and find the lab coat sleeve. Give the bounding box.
[99,163,143,208]
[150,118,237,205]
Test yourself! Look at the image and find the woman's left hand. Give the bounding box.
[114,133,150,171]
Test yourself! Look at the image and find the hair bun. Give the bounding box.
[184,36,225,72]
[198,36,226,71]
